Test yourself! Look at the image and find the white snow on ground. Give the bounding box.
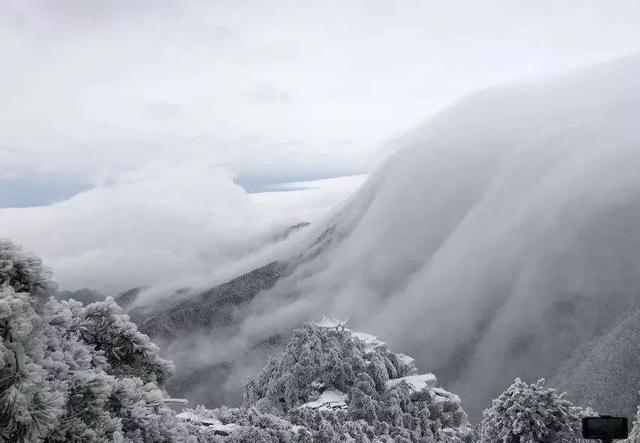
[396,353,416,367]
[386,374,438,392]
[432,387,461,403]
[177,411,219,425]
[386,374,460,404]
[300,389,348,410]
[162,398,189,404]
[314,317,387,353]
[314,315,349,329]
[351,331,385,351]
[177,411,239,434]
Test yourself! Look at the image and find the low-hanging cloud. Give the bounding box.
[0,155,365,295]
[187,55,640,418]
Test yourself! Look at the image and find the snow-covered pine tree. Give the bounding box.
[0,239,187,442]
[0,239,64,442]
[479,378,589,443]
[79,300,175,384]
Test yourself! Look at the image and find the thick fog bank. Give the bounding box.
[0,157,364,296]
[225,55,640,418]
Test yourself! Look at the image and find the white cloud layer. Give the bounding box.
[195,55,640,416]
[0,155,364,293]
[2,0,640,191]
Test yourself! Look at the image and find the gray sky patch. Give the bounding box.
[0,176,91,208]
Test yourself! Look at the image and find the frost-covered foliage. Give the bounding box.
[479,378,590,443]
[8,238,606,442]
[179,405,311,442]
[0,239,186,442]
[184,319,472,442]
[1,240,64,442]
[79,300,175,384]
[0,240,473,442]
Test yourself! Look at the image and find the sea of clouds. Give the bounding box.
[185,55,640,417]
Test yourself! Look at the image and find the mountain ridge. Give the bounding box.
[127,55,640,419]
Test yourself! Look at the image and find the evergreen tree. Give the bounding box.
[1,239,478,442]
[0,239,187,442]
[79,300,174,384]
[479,378,589,443]
[0,240,64,442]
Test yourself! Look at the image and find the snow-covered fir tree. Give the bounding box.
[0,240,64,442]
[0,239,187,442]
[479,378,591,443]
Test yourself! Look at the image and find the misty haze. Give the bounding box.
[3,1,640,442]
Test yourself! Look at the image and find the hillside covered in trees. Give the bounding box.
[0,239,187,442]
[79,56,640,423]
[4,238,640,442]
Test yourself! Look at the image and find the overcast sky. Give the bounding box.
[2,0,640,207]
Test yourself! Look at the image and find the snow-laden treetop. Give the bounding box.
[180,317,473,441]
